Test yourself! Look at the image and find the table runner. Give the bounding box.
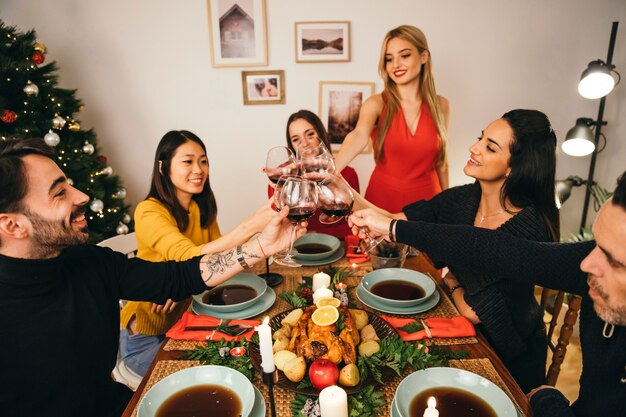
[130,358,524,417]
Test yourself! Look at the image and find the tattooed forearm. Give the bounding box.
[201,250,236,284]
[242,246,261,261]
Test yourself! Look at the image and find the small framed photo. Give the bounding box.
[295,21,351,63]
[242,70,285,105]
[319,81,375,151]
[207,0,268,67]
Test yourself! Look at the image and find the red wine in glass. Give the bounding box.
[320,202,353,219]
[287,207,316,223]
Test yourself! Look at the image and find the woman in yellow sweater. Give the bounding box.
[120,130,274,376]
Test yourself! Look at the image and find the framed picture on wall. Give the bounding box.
[295,21,351,63]
[242,70,285,105]
[207,0,268,67]
[319,81,374,151]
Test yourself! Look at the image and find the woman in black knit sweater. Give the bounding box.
[355,109,559,392]
[350,172,626,417]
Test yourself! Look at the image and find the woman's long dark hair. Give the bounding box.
[147,130,217,232]
[284,109,330,154]
[501,109,559,241]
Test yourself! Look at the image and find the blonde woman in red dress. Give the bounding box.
[334,25,449,213]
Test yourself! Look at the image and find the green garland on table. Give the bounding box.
[280,267,358,308]
[185,338,255,381]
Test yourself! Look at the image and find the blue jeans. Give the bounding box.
[119,329,164,377]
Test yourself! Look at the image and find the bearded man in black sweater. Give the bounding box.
[350,171,626,417]
[0,138,305,417]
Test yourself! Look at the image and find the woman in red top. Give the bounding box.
[334,25,450,213]
[268,110,360,239]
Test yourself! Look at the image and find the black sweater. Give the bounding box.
[396,220,625,417]
[403,183,552,391]
[0,244,207,417]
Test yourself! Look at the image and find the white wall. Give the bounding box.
[3,0,626,237]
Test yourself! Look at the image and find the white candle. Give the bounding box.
[312,287,334,304]
[255,316,275,373]
[423,396,439,417]
[319,385,348,417]
[312,272,331,292]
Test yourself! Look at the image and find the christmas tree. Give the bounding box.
[0,20,133,242]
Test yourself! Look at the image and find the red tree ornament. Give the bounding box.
[96,155,108,163]
[1,110,17,123]
[32,51,45,65]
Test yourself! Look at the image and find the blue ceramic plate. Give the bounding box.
[361,268,436,307]
[394,367,517,417]
[191,287,276,319]
[356,284,440,315]
[137,365,255,417]
[293,233,341,261]
[192,272,267,312]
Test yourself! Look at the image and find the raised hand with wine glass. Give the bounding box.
[274,177,318,267]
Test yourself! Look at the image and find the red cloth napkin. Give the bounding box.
[382,315,475,341]
[345,234,369,263]
[166,311,260,341]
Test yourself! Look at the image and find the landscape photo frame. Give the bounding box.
[295,21,351,63]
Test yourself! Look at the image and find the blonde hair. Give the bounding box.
[375,25,447,166]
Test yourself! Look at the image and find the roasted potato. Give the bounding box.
[349,309,369,330]
[281,308,304,327]
[283,356,306,382]
[272,335,289,353]
[358,340,380,358]
[338,363,360,387]
[360,324,380,342]
[273,323,292,340]
[274,350,297,371]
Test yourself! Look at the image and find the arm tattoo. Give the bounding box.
[201,250,235,284]
[241,246,261,262]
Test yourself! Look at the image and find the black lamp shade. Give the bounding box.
[562,118,595,157]
[578,60,616,99]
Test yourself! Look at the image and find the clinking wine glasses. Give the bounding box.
[298,142,336,183]
[273,177,318,267]
[266,146,299,184]
[316,174,384,253]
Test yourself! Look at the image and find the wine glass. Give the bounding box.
[265,146,299,184]
[298,142,336,183]
[274,177,318,267]
[316,174,384,253]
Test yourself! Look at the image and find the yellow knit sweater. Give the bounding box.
[120,198,221,335]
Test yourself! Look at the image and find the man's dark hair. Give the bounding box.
[0,138,56,213]
[613,170,626,210]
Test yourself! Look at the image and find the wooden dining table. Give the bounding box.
[121,250,531,417]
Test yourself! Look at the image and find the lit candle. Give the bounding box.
[312,287,334,304]
[319,385,348,417]
[423,396,439,417]
[255,316,275,373]
[312,272,331,292]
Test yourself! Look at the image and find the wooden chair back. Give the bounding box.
[539,287,582,386]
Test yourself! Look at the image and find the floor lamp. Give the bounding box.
[561,21,620,231]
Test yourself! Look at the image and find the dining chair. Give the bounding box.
[97,232,143,391]
[539,287,582,386]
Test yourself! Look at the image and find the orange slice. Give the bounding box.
[311,306,339,326]
[315,297,341,308]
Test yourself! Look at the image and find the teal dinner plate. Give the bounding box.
[361,268,436,307]
[394,367,517,417]
[391,398,401,417]
[356,284,440,315]
[295,246,346,266]
[191,287,276,319]
[293,233,341,261]
[192,272,267,312]
[250,386,266,417]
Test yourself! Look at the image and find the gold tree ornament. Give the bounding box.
[33,42,46,53]
[68,121,81,131]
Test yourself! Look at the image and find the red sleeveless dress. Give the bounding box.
[365,100,442,213]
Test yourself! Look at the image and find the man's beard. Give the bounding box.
[589,276,626,326]
[25,207,90,257]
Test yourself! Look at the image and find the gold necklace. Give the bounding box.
[478,210,504,224]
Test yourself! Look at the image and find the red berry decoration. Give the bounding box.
[1,110,17,123]
[32,51,45,65]
[96,155,108,163]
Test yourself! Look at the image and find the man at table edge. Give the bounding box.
[0,138,305,417]
[349,170,626,417]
